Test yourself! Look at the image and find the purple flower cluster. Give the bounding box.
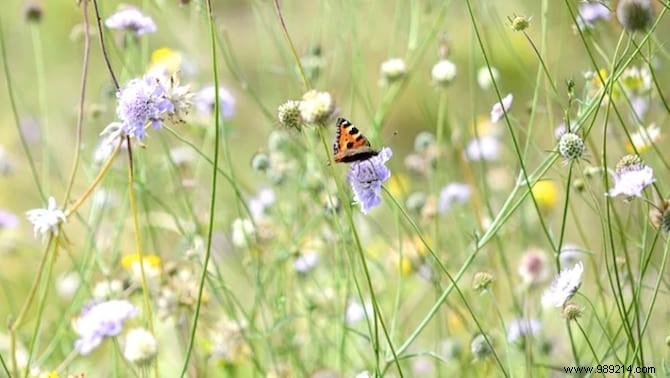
[74,300,139,355]
[105,7,156,36]
[347,147,392,214]
[116,76,173,139]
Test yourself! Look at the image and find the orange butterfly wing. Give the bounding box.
[333,117,379,163]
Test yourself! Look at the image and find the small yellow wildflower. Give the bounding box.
[531,180,559,211]
[121,253,161,269]
[149,47,182,75]
[388,174,410,198]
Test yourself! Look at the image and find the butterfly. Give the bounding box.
[333,117,379,163]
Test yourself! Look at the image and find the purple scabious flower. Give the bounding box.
[438,183,471,214]
[194,85,236,120]
[74,299,139,355]
[576,2,611,30]
[105,7,156,36]
[116,76,173,139]
[347,147,392,214]
[0,210,19,229]
[507,318,542,343]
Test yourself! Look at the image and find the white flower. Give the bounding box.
[124,328,158,365]
[507,318,542,343]
[380,58,407,82]
[248,188,276,220]
[490,93,513,123]
[231,218,255,248]
[56,272,81,300]
[606,158,655,198]
[26,196,66,239]
[431,59,457,85]
[477,66,499,90]
[299,90,334,124]
[465,135,499,161]
[627,124,660,153]
[294,252,319,273]
[345,301,373,325]
[93,279,124,299]
[438,183,471,214]
[542,262,584,308]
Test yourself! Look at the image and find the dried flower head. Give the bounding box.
[562,302,583,320]
[558,132,585,161]
[299,90,334,124]
[472,272,494,293]
[278,100,303,129]
[431,59,457,85]
[617,0,654,32]
[649,199,670,233]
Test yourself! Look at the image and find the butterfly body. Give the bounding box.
[333,117,379,163]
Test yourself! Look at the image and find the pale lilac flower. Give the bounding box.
[490,93,513,123]
[518,248,549,285]
[542,262,584,308]
[606,157,655,198]
[294,252,319,273]
[105,7,156,36]
[26,196,66,239]
[74,300,139,355]
[576,2,611,30]
[347,147,392,214]
[630,96,649,121]
[0,210,19,229]
[507,318,542,343]
[438,183,471,214]
[194,85,236,119]
[116,76,172,139]
[465,136,499,161]
[248,188,275,220]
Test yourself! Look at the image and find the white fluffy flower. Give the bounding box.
[477,66,499,90]
[542,262,584,308]
[26,196,66,239]
[345,301,373,325]
[231,218,255,248]
[299,90,334,124]
[490,93,513,123]
[507,318,542,343]
[380,58,407,81]
[432,59,457,85]
[465,136,499,161]
[124,328,158,365]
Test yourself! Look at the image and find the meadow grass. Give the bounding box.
[1,0,670,377]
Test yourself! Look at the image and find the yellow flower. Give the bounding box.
[149,47,182,75]
[388,174,410,198]
[122,253,161,269]
[396,255,414,276]
[532,180,559,210]
[626,124,661,153]
[471,115,500,138]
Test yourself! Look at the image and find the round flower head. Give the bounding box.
[542,262,584,308]
[431,59,457,85]
[124,328,158,366]
[74,300,139,355]
[299,90,334,124]
[105,7,156,36]
[617,0,654,32]
[558,132,585,161]
[607,155,655,198]
[649,199,670,233]
[509,15,531,31]
[347,147,392,214]
[518,248,549,285]
[531,180,559,211]
[490,93,513,123]
[470,333,493,360]
[380,58,407,83]
[472,272,494,293]
[562,302,583,320]
[194,85,236,120]
[26,196,66,240]
[116,76,173,139]
[277,100,303,129]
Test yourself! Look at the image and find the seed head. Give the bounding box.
[558,132,585,161]
[617,0,655,32]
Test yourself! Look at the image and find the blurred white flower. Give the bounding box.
[490,93,513,123]
[124,328,158,365]
[542,262,584,308]
[248,188,276,220]
[231,218,255,248]
[299,90,334,124]
[345,301,373,325]
[431,59,457,85]
[465,136,499,161]
[380,58,407,82]
[93,279,124,299]
[507,318,542,343]
[56,272,81,300]
[477,66,499,90]
[26,196,66,240]
[438,183,471,214]
[294,252,319,273]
